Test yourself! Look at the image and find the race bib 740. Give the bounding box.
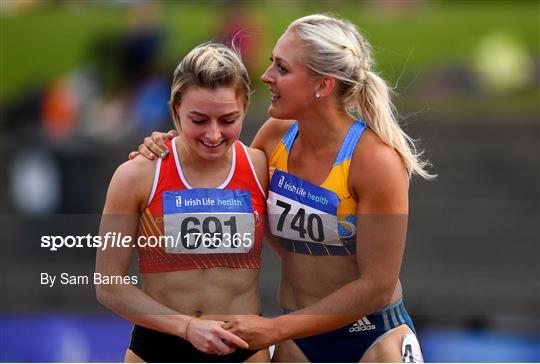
[267,170,342,245]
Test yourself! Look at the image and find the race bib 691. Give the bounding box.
[267,170,342,245]
[163,189,255,254]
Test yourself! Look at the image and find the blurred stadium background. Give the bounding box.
[1,0,538,362]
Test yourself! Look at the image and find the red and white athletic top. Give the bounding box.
[137,138,266,273]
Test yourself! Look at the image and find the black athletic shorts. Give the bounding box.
[128,324,258,363]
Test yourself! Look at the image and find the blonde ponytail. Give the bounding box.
[288,14,435,180]
[356,71,435,179]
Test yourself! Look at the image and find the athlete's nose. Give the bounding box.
[261,66,273,84]
[206,121,221,143]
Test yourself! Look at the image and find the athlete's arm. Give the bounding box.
[224,132,409,348]
[247,146,286,258]
[130,117,293,162]
[251,118,294,258]
[96,157,249,354]
[128,115,287,161]
[250,118,294,157]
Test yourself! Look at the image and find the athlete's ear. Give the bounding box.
[316,76,336,98]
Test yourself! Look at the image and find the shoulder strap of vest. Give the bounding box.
[333,120,366,166]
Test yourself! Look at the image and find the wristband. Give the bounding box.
[185,317,195,341]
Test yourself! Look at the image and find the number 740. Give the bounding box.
[275,200,324,242]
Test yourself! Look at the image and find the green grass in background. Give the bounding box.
[250,1,539,79]
[1,5,126,101]
[1,1,538,106]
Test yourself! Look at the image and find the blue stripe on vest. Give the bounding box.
[282,121,298,153]
[334,120,366,166]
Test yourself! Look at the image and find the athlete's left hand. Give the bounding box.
[222,315,279,350]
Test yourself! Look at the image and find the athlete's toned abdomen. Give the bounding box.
[279,253,403,310]
[279,253,358,309]
[141,267,260,316]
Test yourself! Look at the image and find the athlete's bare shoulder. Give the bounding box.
[105,155,158,212]
[119,154,157,182]
[352,128,402,163]
[246,146,267,167]
[350,128,409,212]
[251,118,295,157]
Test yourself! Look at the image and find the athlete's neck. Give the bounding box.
[296,108,355,151]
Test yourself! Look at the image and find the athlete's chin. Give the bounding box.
[268,105,293,120]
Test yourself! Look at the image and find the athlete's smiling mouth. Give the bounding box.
[200,140,225,148]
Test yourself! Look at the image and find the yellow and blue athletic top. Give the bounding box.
[267,120,366,255]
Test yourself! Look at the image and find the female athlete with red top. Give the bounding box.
[96,43,269,362]
[134,14,434,363]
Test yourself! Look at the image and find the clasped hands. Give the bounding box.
[187,315,278,355]
[222,314,279,350]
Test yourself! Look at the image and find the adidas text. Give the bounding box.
[349,320,376,332]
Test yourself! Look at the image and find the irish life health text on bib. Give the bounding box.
[163,189,255,254]
[267,170,341,244]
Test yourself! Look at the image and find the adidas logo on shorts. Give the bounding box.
[349,317,376,332]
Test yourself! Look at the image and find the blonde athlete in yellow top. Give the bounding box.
[133,14,433,363]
